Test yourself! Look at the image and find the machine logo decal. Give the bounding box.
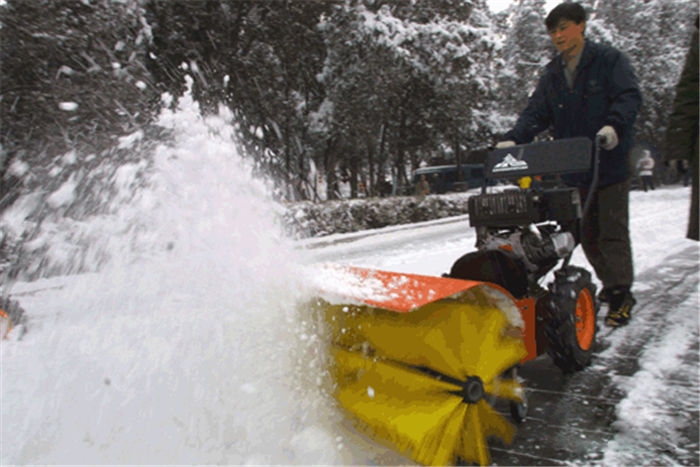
[493,154,529,172]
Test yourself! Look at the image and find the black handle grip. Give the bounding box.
[596,133,608,147]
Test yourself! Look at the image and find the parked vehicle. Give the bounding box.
[412,163,485,194]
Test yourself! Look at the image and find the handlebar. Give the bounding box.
[562,136,601,267]
[595,133,608,147]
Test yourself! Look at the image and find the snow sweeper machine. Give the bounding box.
[311,136,604,465]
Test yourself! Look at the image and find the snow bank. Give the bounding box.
[284,192,477,239]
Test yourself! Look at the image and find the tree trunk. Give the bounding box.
[366,137,375,197]
[323,136,338,200]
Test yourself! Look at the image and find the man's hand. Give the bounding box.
[495,140,516,149]
[596,126,619,150]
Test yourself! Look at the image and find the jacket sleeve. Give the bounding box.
[604,50,642,140]
[504,71,553,144]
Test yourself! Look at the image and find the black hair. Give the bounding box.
[545,2,587,31]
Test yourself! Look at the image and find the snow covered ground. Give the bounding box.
[1,100,698,465]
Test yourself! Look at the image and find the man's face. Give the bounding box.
[548,19,586,58]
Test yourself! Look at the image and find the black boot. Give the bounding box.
[605,287,636,327]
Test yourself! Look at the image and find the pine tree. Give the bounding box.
[591,0,696,147]
[499,0,552,114]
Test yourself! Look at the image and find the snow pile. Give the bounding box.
[606,307,698,464]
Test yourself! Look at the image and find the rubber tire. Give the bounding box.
[545,266,598,373]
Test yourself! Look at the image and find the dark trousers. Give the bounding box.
[580,180,634,290]
[641,175,655,191]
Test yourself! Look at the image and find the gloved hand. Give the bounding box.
[596,125,618,150]
[495,140,516,149]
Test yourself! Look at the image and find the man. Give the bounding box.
[637,150,655,192]
[496,2,642,327]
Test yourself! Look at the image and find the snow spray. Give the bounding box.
[0,84,346,464]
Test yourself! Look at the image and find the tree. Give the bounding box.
[591,0,696,148]
[498,0,551,115]
[316,0,501,197]
[145,0,332,199]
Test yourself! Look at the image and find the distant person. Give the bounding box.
[637,150,655,192]
[664,16,698,241]
[415,174,430,196]
[494,2,642,327]
[378,179,393,197]
[681,160,691,187]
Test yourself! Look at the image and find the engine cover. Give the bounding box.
[468,188,582,228]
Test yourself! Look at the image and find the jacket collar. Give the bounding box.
[554,39,594,69]
[549,39,596,80]
[577,39,596,69]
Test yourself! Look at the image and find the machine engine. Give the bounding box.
[479,225,575,276]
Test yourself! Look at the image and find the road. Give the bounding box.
[493,245,699,466]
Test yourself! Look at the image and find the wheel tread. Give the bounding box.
[544,266,598,373]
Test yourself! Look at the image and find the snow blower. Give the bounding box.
[312,136,601,465]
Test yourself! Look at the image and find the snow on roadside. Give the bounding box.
[599,187,699,464]
[603,287,698,464]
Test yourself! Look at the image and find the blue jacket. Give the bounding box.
[504,39,642,187]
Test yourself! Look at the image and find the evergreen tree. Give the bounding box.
[317,0,500,197]
[499,0,551,115]
[592,0,696,148]
[145,0,332,200]
[3,0,695,209]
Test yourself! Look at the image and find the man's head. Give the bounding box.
[545,3,587,59]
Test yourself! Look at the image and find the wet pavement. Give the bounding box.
[489,247,700,466]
